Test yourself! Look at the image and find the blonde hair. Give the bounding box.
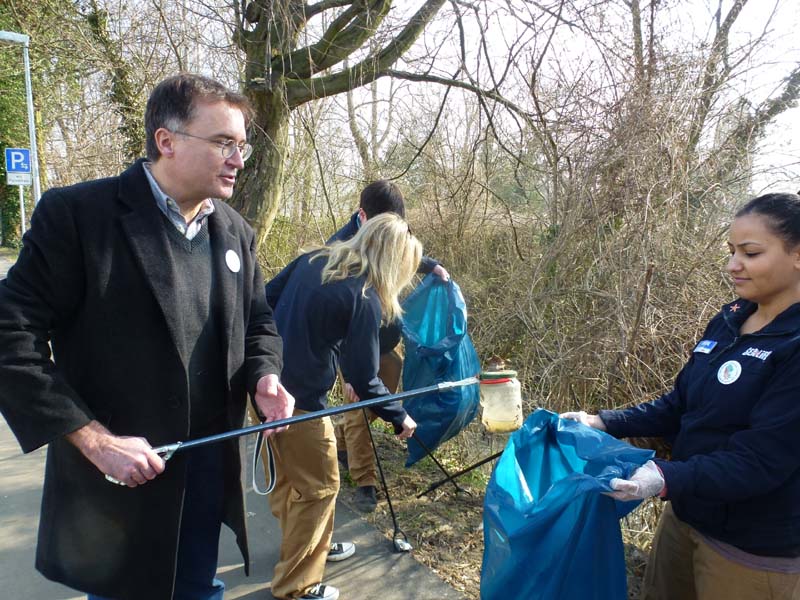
[309,213,423,322]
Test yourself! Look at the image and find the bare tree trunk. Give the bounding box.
[630,0,645,85]
[232,85,291,248]
[646,0,658,88]
[84,2,145,162]
[346,84,375,182]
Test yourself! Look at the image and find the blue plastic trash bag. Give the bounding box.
[401,274,480,467]
[481,409,654,600]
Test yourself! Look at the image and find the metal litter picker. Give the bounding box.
[106,377,479,483]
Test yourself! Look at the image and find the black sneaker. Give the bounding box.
[326,541,355,562]
[297,583,339,600]
[353,485,378,512]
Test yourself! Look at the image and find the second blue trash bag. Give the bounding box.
[481,409,654,600]
[401,274,480,467]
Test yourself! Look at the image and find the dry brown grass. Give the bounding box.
[336,426,489,599]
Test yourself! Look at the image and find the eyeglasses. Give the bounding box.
[172,130,253,161]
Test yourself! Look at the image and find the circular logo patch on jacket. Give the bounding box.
[717,360,742,385]
[225,249,241,273]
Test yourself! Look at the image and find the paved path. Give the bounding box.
[0,405,464,600]
[0,248,16,279]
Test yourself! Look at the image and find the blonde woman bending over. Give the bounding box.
[263,213,422,600]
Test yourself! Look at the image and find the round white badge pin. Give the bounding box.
[225,250,241,273]
[717,360,742,385]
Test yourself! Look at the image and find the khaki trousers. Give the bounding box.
[265,410,340,599]
[641,503,800,600]
[334,348,403,487]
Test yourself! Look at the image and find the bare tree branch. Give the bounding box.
[381,69,535,126]
[298,110,338,230]
[686,0,748,153]
[151,0,186,71]
[282,0,391,78]
[304,0,354,20]
[389,76,455,181]
[282,0,446,105]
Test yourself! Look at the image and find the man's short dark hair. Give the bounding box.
[144,73,253,161]
[359,180,406,219]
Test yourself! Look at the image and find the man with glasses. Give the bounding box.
[0,74,293,600]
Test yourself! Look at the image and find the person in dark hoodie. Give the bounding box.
[264,213,422,600]
[329,179,448,512]
[563,192,800,599]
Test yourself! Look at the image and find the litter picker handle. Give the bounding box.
[105,376,479,485]
[177,376,479,452]
[104,444,182,486]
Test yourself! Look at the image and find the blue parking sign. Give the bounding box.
[5,148,32,185]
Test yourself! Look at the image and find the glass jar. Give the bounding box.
[479,370,523,433]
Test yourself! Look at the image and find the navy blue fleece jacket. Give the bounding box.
[265,251,407,431]
[600,299,800,557]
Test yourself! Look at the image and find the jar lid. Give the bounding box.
[480,370,517,380]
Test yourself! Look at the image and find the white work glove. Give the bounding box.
[560,411,607,431]
[608,460,665,501]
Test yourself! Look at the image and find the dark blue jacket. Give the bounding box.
[265,251,407,431]
[601,299,800,557]
[328,211,440,275]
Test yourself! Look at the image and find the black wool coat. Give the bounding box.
[0,160,283,599]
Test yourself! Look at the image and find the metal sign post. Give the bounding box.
[0,30,41,204]
[18,187,26,234]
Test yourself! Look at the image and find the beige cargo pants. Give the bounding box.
[334,347,403,487]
